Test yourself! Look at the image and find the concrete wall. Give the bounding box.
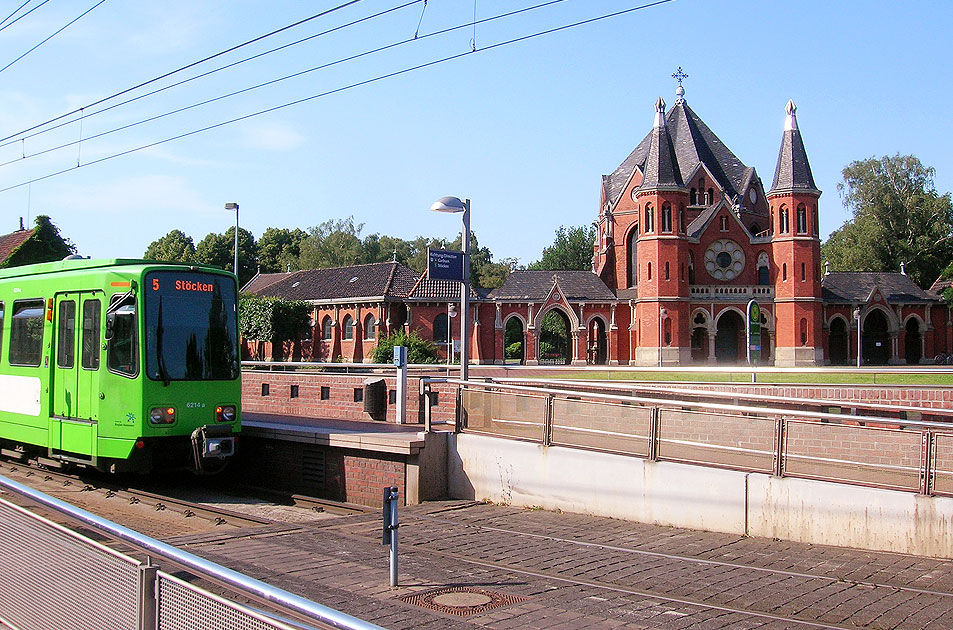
[448,433,953,558]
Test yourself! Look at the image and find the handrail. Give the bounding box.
[0,475,385,630]
[428,378,953,432]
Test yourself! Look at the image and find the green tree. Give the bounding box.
[528,224,596,271]
[2,215,76,267]
[257,227,306,273]
[298,217,365,269]
[144,229,196,262]
[372,330,438,364]
[822,154,953,288]
[447,230,515,288]
[196,227,257,287]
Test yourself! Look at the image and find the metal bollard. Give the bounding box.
[382,486,399,587]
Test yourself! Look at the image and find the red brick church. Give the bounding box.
[244,84,951,366]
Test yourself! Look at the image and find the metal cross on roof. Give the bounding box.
[672,66,688,86]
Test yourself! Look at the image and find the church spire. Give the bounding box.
[769,99,819,195]
[640,97,682,189]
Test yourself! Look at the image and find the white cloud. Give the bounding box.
[238,121,305,152]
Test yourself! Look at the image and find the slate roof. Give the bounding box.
[243,262,419,301]
[241,271,294,293]
[407,274,485,301]
[768,101,818,194]
[605,100,751,207]
[489,271,616,301]
[822,272,942,304]
[639,99,683,189]
[0,228,34,263]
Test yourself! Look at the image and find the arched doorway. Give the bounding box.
[904,318,922,365]
[504,317,525,364]
[714,310,744,363]
[539,309,572,365]
[828,317,849,365]
[588,318,607,365]
[690,312,708,362]
[862,310,890,365]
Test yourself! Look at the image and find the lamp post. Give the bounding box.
[225,202,239,279]
[659,306,668,367]
[854,306,862,368]
[447,303,457,367]
[430,196,470,382]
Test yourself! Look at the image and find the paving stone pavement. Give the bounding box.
[168,501,953,629]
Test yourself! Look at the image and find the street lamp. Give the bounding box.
[430,196,470,382]
[854,306,862,368]
[659,306,668,367]
[447,303,457,367]
[225,202,239,280]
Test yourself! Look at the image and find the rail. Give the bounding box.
[0,474,384,630]
[429,378,953,496]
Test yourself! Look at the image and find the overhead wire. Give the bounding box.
[0,0,107,75]
[0,0,52,34]
[0,0,370,144]
[0,0,675,195]
[0,0,35,29]
[2,0,576,166]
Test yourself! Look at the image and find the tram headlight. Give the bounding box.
[216,405,236,423]
[149,407,175,424]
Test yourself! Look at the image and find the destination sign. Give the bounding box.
[428,248,465,282]
[151,277,216,293]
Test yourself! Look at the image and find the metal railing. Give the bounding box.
[0,475,384,630]
[445,379,953,496]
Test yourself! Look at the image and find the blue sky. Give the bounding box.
[0,0,950,269]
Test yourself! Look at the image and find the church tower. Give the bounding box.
[767,100,823,365]
[632,96,691,365]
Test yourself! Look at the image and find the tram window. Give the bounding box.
[57,300,76,368]
[107,295,138,377]
[10,299,44,367]
[82,299,101,370]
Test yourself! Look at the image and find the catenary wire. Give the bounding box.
[0,0,52,34]
[0,0,34,29]
[0,0,421,152]
[0,0,370,144]
[0,0,574,166]
[0,0,675,195]
[0,0,107,75]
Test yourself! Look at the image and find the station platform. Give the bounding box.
[241,412,429,456]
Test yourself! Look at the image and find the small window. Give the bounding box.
[690,188,697,205]
[812,209,819,236]
[433,312,449,343]
[719,216,729,231]
[290,384,299,398]
[782,263,788,281]
[678,207,685,233]
[364,314,376,340]
[661,203,672,233]
[11,300,45,367]
[758,265,770,285]
[261,383,270,396]
[780,208,790,234]
[799,318,808,346]
[644,204,654,233]
[664,262,670,281]
[707,188,714,204]
[106,294,138,377]
[81,299,101,370]
[320,386,330,400]
[342,315,354,341]
[796,205,807,234]
[57,300,76,368]
[321,316,333,340]
[801,262,806,282]
[648,262,652,281]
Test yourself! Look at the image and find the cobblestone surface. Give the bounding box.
[167,501,953,629]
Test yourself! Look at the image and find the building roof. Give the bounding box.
[605,98,751,208]
[0,228,34,263]
[243,262,420,301]
[407,274,486,301]
[768,100,819,195]
[822,272,942,304]
[638,97,683,190]
[241,271,294,293]
[489,270,616,301]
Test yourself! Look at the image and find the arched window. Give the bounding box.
[679,205,686,233]
[690,188,697,205]
[801,262,806,282]
[780,207,790,234]
[661,203,672,233]
[812,208,819,236]
[757,252,770,285]
[364,314,376,340]
[688,251,696,284]
[664,261,670,281]
[796,204,807,234]
[707,188,714,205]
[433,312,449,343]
[627,225,638,287]
[321,316,333,340]
[644,204,654,233]
[770,208,775,235]
[342,315,354,340]
[648,262,652,281]
[749,222,761,235]
[782,263,787,281]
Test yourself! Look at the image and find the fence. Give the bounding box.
[0,475,383,630]
[456,381,953,497]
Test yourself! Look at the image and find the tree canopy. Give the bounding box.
[194,227,257,287]
[1,215,76,267]
[144,229,196,263]
[528,224,596,271]
[257,227,306,273]
[822,154,953,288]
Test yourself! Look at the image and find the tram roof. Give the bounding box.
[0,257,228,280]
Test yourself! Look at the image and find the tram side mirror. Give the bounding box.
[105,312,115,340]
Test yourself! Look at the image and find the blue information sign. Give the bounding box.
[428,248,465,281]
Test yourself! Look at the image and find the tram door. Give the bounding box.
[51,292,103,456]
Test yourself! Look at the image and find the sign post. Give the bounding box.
[746,300,761,382]
[427,248,465,281]
[382,486,399,586]
[393,346,407,425]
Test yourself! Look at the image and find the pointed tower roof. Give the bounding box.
[768,99,819,195]
[638,97,683,190]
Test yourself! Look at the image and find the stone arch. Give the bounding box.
[503,313,526,364]
[827,314,850,365]
[861,306,893,366]
[625,223,639,287]
[714,307,746,363]
[903,314,924,365]
[690,308,711,362]
[537,306,575,364]
[585,314,609,365]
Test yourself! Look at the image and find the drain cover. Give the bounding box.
[398,586,528,617]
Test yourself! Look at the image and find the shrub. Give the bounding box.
[372,330,438,364]
[505,341,522,359]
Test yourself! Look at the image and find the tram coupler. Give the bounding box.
[190,425,236,473]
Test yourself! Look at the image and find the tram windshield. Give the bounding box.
[144,271,239,382]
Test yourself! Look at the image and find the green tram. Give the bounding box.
[0,257,240,473]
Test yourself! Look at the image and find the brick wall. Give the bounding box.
[680,384,953,413]
[240,370,458,426]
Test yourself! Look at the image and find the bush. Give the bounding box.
[538,341,555,358]
[505,341,522,360]
[372,330,438,364]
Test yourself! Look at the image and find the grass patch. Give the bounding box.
[548,370,953,386]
